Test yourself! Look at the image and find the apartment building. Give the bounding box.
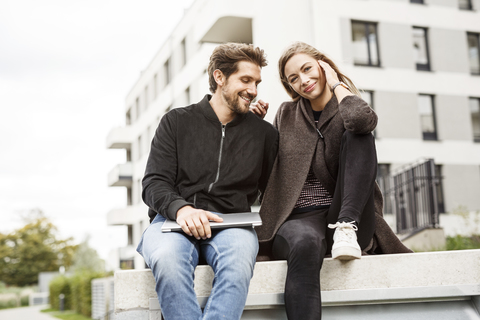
[106,0,480,269]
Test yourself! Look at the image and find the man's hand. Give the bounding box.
[176,206,223,240]
[249,99,269,119]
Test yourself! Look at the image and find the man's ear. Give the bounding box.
[213,69,225,87]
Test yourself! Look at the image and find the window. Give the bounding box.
[144,127,151,155]
[153,74,158,99]
[467,33,480,75]
[470,97,480,142]
[135,97,140,119]
[413,27,431,71]
[410,0,424,3]
[137,135,142,160]
[126,109,131,125]
[362,90,376,137]
[164,58,171,86]
[127,187,132,205]
[181,38,187,67]
[144,85,149,108]
[459,0,473,10]
[185,87,190,105]
[351,21,380,67]
[418,94,438,140]
[127,225,133,245]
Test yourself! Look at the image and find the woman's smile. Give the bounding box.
[304,82,316,93]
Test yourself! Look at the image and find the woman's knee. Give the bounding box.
[291,236,326,261]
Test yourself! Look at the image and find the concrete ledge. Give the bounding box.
[115,250,480,318]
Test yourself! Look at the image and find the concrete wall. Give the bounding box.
[375,91,421,139]
[430,28,470,73]
[436,95,472,141]
[378,23,414,69]
[442,164,480,212]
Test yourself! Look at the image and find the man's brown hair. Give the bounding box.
[208,43,268,94]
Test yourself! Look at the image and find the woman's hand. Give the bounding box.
[249,99,269,119]
[318,60,339,90]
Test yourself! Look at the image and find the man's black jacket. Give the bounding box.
[142,95,279,222]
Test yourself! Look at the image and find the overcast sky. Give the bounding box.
[0,0,194,263]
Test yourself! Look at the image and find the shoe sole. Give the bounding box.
[332,247,361,260]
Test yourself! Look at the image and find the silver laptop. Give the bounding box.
[161,212,262,233]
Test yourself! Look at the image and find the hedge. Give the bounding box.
[49,275,72,311]
[49,271,104,317]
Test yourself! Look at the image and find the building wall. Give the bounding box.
[443,164,480,211]
[107,0,480,269]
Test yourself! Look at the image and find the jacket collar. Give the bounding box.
[199,94,247,127]
[298,95,339,129]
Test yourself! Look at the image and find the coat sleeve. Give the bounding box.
[272,102,287,130]
[338,95,378,134]
[142,111,194,220]
[258,127,279,203]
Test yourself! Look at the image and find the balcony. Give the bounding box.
[107,206,141,226]
[106,126,133,149]
[201,16,252,44]
[108,163,133,187]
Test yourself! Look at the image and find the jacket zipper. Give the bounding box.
[208,124,226,192]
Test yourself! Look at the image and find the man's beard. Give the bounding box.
[221,86,253,115]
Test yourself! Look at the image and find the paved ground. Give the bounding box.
[0,305,58,320]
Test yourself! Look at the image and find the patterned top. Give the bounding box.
[293,167,333,210]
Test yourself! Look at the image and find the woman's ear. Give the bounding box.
[213,69,225,87]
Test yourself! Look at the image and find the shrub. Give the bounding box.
[20,295,29,306]
[0,299,17,309]
[446,234,480,250]
[50,271,104,317]
[49,275,72,310]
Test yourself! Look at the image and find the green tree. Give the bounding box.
[71,235,105,273]
[0,209,77,286]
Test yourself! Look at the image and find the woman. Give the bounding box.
[252,42,412,319]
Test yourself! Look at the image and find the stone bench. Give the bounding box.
[114,250,480,319]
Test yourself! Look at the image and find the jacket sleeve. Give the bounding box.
[338,95,378,134]
[258,126,279,204]
[142,111,194,220]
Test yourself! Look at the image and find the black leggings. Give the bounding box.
[272,131,377,320]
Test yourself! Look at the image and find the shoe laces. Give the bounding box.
[328,221,358,242]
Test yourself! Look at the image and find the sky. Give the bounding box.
[0,0,194,264]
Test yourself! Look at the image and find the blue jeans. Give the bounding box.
[136,214,259,320]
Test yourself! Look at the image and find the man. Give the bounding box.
[136,43,278,320]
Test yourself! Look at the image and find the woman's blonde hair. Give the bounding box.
[278,41,360,101]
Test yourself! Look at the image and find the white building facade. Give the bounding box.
[107,0,480,269]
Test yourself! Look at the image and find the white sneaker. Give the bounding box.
[328,221,361,260]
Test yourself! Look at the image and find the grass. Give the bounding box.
[41,309,93,320]
[446,234,480,250]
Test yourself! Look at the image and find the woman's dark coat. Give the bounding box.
[257,95,412,259]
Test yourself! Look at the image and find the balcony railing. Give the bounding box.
[383,159,441,234]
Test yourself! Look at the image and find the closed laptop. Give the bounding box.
[161,212,262,233]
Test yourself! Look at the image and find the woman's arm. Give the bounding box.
[318,60,377,134]
[338,95,377,134]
